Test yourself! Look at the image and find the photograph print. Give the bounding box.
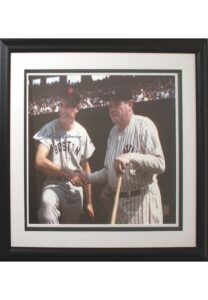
[26,70,181,230]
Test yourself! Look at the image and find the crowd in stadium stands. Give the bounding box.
[29,76,175,116]
[29,98,60,115]
[29,95,109,115]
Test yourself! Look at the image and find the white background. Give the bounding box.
[0,1,207,300]
[10,54,196,248]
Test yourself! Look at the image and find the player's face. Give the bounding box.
[59,99,79,129]
[108,100,133,129]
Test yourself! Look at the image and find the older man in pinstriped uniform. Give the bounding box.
[80,87,165,224]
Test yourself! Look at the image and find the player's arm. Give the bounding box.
[130,123,165,174]
[129,152,165,174]
[115,151,165,174]
[80,160,94,218]
[35,143,82,183]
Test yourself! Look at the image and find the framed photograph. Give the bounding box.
[0,39,207,261]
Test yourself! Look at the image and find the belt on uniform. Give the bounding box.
[119,189,140,198]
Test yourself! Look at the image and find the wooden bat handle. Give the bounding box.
[110,175,122,224]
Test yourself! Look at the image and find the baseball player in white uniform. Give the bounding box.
[81,87,165,224]
[33,88,95,224]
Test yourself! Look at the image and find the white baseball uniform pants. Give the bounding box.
[38,183,83,224]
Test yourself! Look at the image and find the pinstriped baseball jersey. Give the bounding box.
[103,114,165,224]
[104,114,165,191]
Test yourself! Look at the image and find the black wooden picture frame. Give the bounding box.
[0,39,207,261]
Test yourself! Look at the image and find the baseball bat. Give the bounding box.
[110,174,122,224]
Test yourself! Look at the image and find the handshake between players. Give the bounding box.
[70,153,130,187]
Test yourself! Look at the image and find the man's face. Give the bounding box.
[108,100,132,126]
[59,99,79,127]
